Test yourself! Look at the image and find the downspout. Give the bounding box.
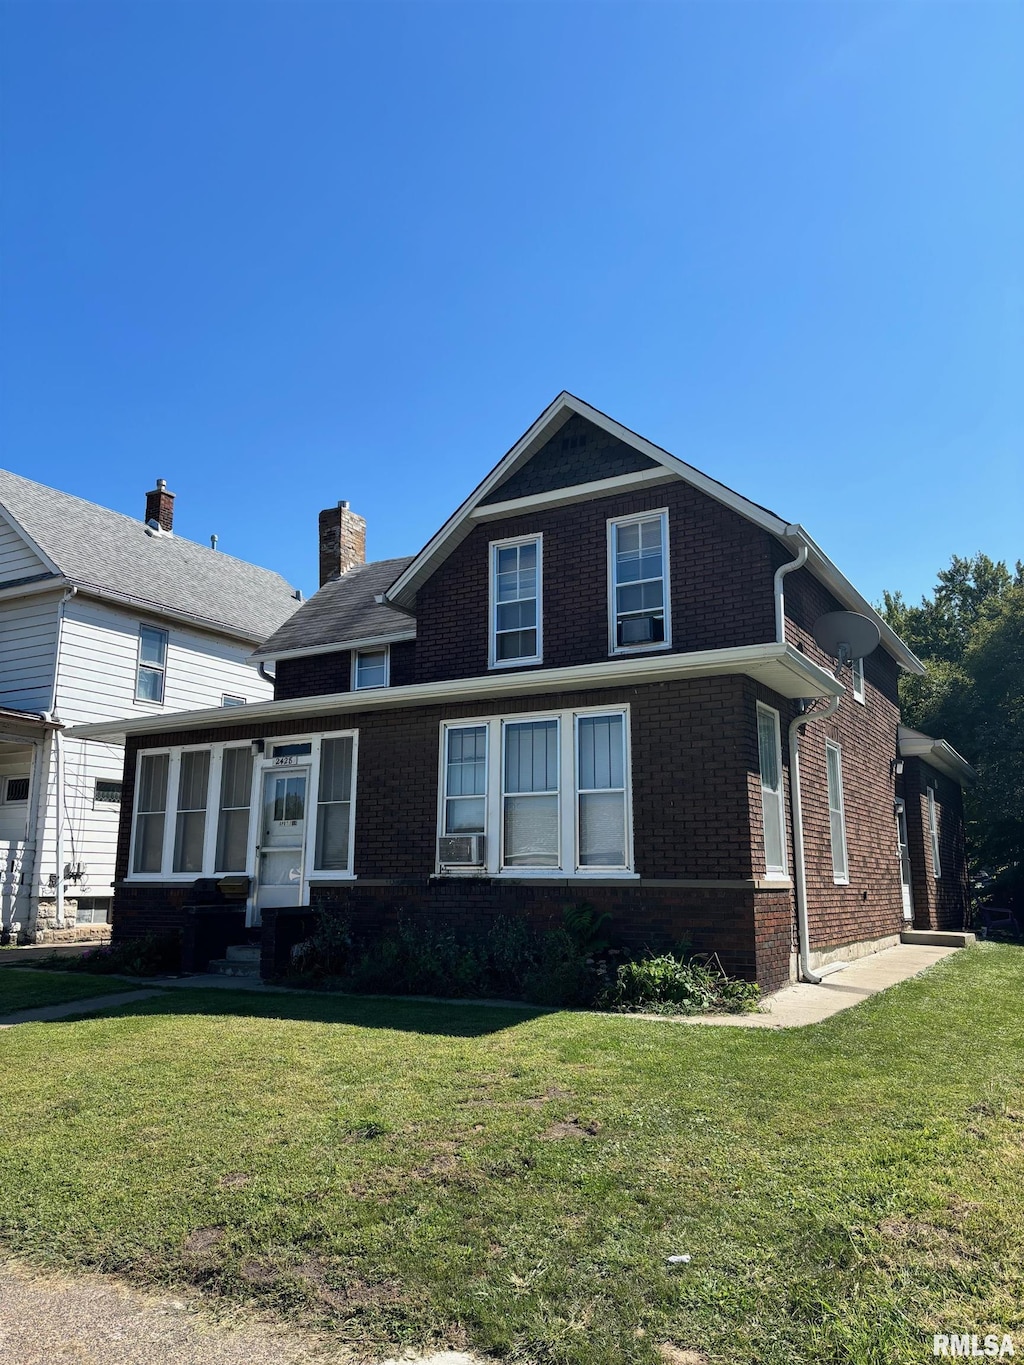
[774,533,808,644]
[258,661,276,688]
[788,693,841,984]
[47,586,76,929]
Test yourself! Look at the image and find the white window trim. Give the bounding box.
[573,710,634,874]
[756,702,788,878]
[438,721,489,847]
[489,532,543,670]
[2,776,30,805]
[135,625,169,706]
[221,694,246,708]
[927,785,942,879]
[825,739,849,886]
[351,645,391,691]
[851,656,865,705]
[126,731,359,884]
[606,508,672,656]
[435,705,636,878]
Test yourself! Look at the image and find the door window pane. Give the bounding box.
[216,748,253,872]
[134,752,169,873]
[444,725,486,835]
[577,714,626,867]
[173,750,210,873]
[503,719,558,866]
[315,737,354,870]
[493,539,540,663]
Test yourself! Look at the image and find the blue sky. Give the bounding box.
[1,1,1020,605]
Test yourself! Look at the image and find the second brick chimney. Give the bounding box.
[319,500,366,586]
[145,479,175,532]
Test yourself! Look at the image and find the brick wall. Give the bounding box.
[413,479,778,683]
[901,758,969,930]
[274,640,417,701]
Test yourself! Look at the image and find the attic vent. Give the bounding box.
[561,433,589,452]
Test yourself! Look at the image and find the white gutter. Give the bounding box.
[788,693,841,984]
[774,534,808,643]
[67,641,843,743]
[898,727,977,787]
[46,586,75,929]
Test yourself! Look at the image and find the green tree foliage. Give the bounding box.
[881,555,1024,887]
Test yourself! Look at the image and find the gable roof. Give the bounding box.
[384,392,924,674]
[253,556,415,660]
[0,469,301,643]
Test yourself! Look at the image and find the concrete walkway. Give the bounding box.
[0,989,165,1028]
[674,942,961,1028]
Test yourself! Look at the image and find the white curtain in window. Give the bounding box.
[503,720,558,866]
[577,714,626,867]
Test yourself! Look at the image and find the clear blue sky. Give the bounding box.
[2,1,1020,605]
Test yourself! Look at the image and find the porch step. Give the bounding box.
[224,943,261,964]
[900,930,976,948]
[207,943,261,978]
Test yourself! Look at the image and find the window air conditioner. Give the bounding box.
[438,835,485,868]
[621,616,656,644]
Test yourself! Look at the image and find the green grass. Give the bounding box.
[0,967,150,1014]
[0,945,1021,1364]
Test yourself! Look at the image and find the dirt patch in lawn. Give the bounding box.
[184,1226,227,1257]
[539,1116,601,1140]
[218,1171,252,1189]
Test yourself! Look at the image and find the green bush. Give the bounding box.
[48,932,182,977]
[602,951,760,1015]
[290,910,354,978]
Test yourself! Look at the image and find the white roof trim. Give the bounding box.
[382,392,923,674]
[253,630,417,663]
[0,505,63,579]
[66,641,842,745]
[898,725,976,787]
[470,467,677,522]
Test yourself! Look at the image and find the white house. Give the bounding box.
[0,470,302,942]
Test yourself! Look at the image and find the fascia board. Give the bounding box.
[252,630,417,663]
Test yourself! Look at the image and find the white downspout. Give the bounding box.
[774,534,808,643]
[789,693,841,984]
[48,586,75,930]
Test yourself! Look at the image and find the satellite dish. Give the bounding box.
[812,611,881,668]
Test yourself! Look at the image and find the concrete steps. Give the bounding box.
[900,929,976,948]
[207,943,261,978]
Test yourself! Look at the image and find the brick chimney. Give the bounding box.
[145,479,175,532]
[319,500,366,586]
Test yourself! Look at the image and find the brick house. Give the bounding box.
[71,395,974,990]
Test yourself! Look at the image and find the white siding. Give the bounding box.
[0,512,48,585]
[54,594,273,726]
[34,734,125,899]
[0,594,61,713]
[0,743,34,841]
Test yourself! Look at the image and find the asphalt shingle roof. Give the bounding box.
[0,469,301,642]
[253,556,415,658]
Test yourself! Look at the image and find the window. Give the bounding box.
[353,648,389,690]
[851,657,865,704]
[215,748,253,872]
[756,704,787,876]
[3,777,29,803]
[490,535,542,667]
[221,694,246,708]
[609,510,670,652]
[136,626,168,703]
[314,736,355,871]
[503,719,560,867]
[438,707,633,876]
[75,897,111,925]
[576,713,627,868]
[272,742,312,757]
[94,779,123,805]
[825,740,849,884]
[443,725,487,834]
[173,750,210,873]
[927,785,942,878]
[133,752,169,873]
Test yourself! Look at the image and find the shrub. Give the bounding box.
[290,910,354,978]
[602,951,760,1015]
[52,932,182,978]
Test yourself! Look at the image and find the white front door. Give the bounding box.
[252,765,311,924]
[895,798,914,922]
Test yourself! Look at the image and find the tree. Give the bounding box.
[881,555,1024,899]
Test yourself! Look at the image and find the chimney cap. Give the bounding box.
[339,499,350,510]
[156,478,166,491]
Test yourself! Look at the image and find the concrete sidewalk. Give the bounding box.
[674,942,962,1028]
[0,990,164,1028]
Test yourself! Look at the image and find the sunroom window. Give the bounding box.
[133,752,169,873]
[173,750,210,873]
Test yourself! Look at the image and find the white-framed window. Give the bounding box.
[173,749,211,873]
[851,657,865,705]
[94,778,122,806]
[215,747,254,872]
[136,626,168,703]
[490,534,542,668]
[825,740,849,885]
[437,706,634,877]
[314,736,356,871]
[74,897,111,925]
[756,704,787,876]
[221,694,246,708]
[353,647,389,690]
[608,509,670,653]
[927,785,942,879]
[2,776,29,804]
[132,751,170,873]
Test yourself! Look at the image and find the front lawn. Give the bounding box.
[0,967,150,1014]
[0,945,1021,1364]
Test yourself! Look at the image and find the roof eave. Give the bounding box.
[898,726,977,787]
[251,629,417,663]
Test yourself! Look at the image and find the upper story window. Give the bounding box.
[927,785,942,878]
[221,694,246,708]
[756,704,787,876]
[353,647,389,690]
[608,510,670,653]
[136,626,168,703]
[851,657,865,705]
[825,740,849,885]
[3,776,29,804]
[490,535,542,668]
